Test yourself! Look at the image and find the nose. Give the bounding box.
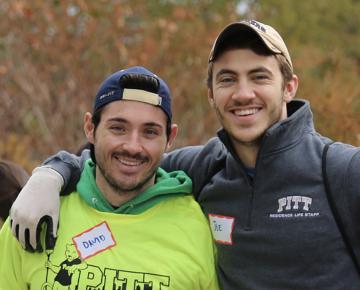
[232,80,255,102]
[122,132,143,155]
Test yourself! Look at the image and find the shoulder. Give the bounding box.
[162,137,228,194]
[324,142,360,199]
[326,142,360,172]
[59,192,87,214]
[160,195,209,226]
[161,195,202,214]
[166,137,226,163]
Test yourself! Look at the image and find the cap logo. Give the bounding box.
[122,88,162,106]
[249,20,266,33]
[99,90,115,100]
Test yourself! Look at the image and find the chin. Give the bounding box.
[230,131,264,145]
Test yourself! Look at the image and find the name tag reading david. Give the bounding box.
[72,221,116,260]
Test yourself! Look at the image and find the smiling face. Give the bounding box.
[209,48,298,165]
[84,100,177,206]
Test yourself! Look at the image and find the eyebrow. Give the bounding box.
[215,66,274,79]
[143,122,164,129]
[248,67,273,75]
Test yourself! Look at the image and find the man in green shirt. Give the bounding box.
[0,66,219,290]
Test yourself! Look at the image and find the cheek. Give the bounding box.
[211,92,227,108]
[147,140,168,158]
[95,130,119,147]
[93,137,117,160]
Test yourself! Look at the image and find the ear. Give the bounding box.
[84,112,95,144]
[207,88,215,108]
[166,124,178,151]
[283,74,299,103]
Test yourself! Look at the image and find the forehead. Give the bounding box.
[100,100,168,126]
[213,48,280,76]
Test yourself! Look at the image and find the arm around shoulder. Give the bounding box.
[8,148,90,253]
[161,137,227,195]
[9,166,64,252]
[43,149,90,194]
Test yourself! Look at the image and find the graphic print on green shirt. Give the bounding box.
[0,159,219,290]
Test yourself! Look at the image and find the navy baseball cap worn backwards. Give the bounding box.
[93,66,172,121]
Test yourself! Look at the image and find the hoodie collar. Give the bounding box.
[218,99,314,157]
[76,159,192,214]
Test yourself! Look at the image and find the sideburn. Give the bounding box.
[90,143,96,164]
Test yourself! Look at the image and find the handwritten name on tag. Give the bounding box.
[72,221,116,260]
[208,214,235,245]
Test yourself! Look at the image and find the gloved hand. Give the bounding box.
[9,166,64,252]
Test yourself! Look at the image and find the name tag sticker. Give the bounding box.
[208,214,235,245]
[72,221,116,260]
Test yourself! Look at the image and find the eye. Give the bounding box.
[252,73,270,82]
[217,75,236,87]
[144,128,160,137]
[109,125,125,134]
[219,76,235,83]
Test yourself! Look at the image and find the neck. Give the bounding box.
[232,140,260,168]
[101,185,139,208]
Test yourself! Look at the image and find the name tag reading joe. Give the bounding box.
[208,214,235,245]
[72,221,116,260]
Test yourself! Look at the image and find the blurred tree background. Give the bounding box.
[0,0,359,172]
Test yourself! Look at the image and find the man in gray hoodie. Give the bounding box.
[9,20,360,289]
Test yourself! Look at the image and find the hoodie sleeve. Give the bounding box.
[161,137,227,197]
[42,149,90,195]
[325,143,360,268]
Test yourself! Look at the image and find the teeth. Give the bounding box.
[114,155,143,166]
[234,108,259,116]
[120,159,142,166]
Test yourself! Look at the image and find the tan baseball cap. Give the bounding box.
[209,19,293,72]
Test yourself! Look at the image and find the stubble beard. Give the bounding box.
[96,154,159,196]
[213,98,284,146]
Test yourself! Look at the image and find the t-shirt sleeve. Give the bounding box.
[0,219,27,289]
